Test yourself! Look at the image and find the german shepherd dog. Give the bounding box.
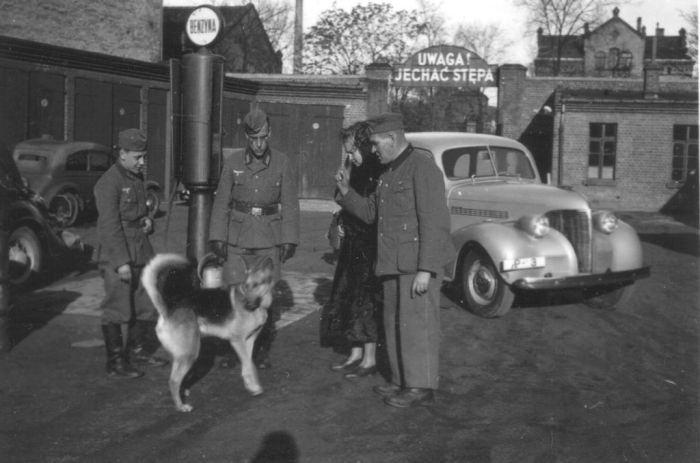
[141,253,274,412]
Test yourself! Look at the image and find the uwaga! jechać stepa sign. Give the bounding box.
[393,45,496,87]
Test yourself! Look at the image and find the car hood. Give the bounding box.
[447,180,590,217]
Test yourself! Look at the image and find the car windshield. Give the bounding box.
[442,146,535,180]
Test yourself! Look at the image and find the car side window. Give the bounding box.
[443,146,489,179]
[65,152,88,171]
[89,152,111,172]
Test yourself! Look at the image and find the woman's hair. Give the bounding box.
[340,121,371,152]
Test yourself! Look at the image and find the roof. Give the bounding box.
[645,35,692,60]
[536,35,584,59]
[407,132,527,153]
[559,88,698,103]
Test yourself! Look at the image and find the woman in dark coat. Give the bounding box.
[320,122,384,378]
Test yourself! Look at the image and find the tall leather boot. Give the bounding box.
[127,320,168,367]
[102,324,143,378]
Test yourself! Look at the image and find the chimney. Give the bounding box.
[644,63,662,99]
[636,17,642,32]
[656,23,664,36]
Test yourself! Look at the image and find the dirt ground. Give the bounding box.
[0,203,698,463]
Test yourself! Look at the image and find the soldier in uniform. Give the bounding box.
[94,128,166,378]
[336,113,453,408]
[208,108,300,369]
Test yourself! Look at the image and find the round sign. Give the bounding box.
[186,6,222,47]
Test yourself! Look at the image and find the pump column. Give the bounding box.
[179,6,225,262]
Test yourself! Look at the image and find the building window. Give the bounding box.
[594,51,606,70]
[588,123,617,179]
[672,125,699,182]
[619,50,633,69]
[607,48,620,68]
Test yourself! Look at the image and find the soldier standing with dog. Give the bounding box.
[208,108,300,369]
[94,128,167,378]
[336,112,453,408]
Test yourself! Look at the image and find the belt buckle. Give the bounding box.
[251,206,263,216]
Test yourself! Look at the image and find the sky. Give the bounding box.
[164,0,697,65]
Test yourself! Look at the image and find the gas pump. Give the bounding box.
[174,6,225,262]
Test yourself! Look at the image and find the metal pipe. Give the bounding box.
[180,48,224,262]
[0,224,11,353]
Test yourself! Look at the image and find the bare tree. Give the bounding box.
[516,0,629,75]
[236,0,294,66]
[680,3,698,63]
[414,0,448,47]
[452,22,514,63]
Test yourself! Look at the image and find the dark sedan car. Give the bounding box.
[13,138,161,226]
[1,145,88,287]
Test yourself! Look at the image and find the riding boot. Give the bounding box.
[102,324,143,378]
[127,320,168,367]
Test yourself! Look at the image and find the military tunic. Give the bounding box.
[94,163,156,324]
[339,145,452,389]
[209,146,299,284]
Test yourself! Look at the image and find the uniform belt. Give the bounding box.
[232,202,280,216]
[121,220,144,229]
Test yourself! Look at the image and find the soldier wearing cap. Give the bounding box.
[209,108,300,369]
[94,128,166,378]
[336,112,452,408]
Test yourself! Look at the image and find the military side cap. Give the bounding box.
[118,128,147,151]
[367,112,404,134]
[243,108,270,135]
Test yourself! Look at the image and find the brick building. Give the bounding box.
[535,7,694,78]
[0,2,390,200]
[499,9,698,213]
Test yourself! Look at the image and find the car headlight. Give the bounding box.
[517,214,550,238]
[593,210,619,234]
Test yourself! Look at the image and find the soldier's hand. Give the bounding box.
[117,264,132,282]
[280,243,296,263]
[141,217,153,234]
[208,240,228,262]
[411,271,431,298]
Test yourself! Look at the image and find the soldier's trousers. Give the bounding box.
[100,265,157,324]
[382,273,442,390]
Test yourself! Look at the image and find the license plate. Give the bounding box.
[501,256,545,272]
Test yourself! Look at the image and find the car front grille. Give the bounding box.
[545,209,592,273]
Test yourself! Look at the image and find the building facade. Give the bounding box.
[500,9,697,213]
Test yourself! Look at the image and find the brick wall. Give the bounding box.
[559,110,698,210]
[498,64,698,211]
[0,0,162,62]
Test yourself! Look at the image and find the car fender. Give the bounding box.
[145,180,161,192]
[43,182,80,205]
[450,222,578,284]
[592,220,644,272]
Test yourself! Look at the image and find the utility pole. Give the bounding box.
[293,0,303,73]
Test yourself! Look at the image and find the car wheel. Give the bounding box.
[146,188,160,216]
[8,226,43,287]
[50,193,79,227]
[584,284,634,310]
[460,247,515,318]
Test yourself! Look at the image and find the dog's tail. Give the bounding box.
[141,253,194,317]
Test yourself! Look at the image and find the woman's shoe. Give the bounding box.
[330,359,361,372]
[343,365,378,378]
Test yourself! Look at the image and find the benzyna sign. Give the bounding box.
[393,45,496,87]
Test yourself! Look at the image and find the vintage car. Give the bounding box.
[1,144,88,287]
[406,132,650,318]
[13,138,161,227]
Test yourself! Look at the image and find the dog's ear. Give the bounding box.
[245,256,274,282]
